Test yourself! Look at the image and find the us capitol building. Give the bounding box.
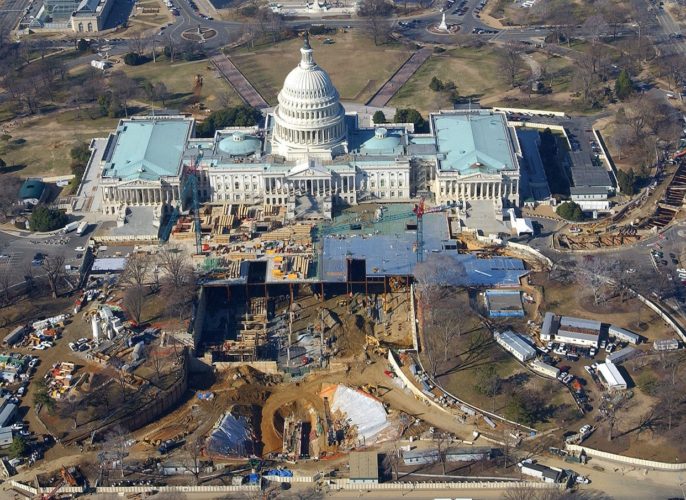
[93,36,522,220]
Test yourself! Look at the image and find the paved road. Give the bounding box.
[210,53,269,109]
[366,47,432,108]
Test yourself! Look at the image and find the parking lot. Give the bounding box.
[0,226,96,287]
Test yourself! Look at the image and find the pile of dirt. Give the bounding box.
[335,314,370,357]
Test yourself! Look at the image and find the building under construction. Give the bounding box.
[190,202,531,363]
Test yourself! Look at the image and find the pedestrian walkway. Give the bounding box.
[210,54,269,109]
[366,47,432,108]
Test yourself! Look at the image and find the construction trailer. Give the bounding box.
[608,325,640,344]
[529,359,560,378]
[653,339,679,351]
[519,462,563,483]
[596,361,627,391]
[495,330,536,362]
[606,346,638,365]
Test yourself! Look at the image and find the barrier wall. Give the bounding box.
[263,474,315,483]
[505,241,554,269]
[492,107,566,117]
[387,351,451,415]
[332,479,561,490]
[635,293,686,343]
[566,444,686,471]
[410,283,419,352]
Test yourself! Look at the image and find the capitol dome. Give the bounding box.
[271,34,348,161]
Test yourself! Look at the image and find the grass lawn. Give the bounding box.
[116,57,243,110]
[231,32,412,105]
[0,111,119,178]
[126,0,172,34]
[390,46,513,114]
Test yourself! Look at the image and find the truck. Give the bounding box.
[76,221,89,235]
[63,221,79,233]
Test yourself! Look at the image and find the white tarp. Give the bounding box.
[330,385,389,443]
[207,412,254,456]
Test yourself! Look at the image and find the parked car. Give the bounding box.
[563,374,574,384]
[75,246,86,252]
[580,424,592,434]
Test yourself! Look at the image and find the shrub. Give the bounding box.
[123,52,144,66]
[30,205,68,232]
[556,201,585,221]
[196,106,263,137]
[372,110,386,124]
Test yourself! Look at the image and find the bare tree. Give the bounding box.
[381,443,401,481]
[499,41,525,88]
[358,0,394,46]
[121,253,150,288]
[103,425,132,478]
[108,71,138,118]
[181,437,205,485]
[123,285,145,324]
[43,255,65,298]
[0,269,12,307]
[433,432,451,475]
[127,32,147,57]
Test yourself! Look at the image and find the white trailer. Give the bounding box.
[76,221,89,235]
[63,221,79,233]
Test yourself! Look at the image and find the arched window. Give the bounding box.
[78,22,83,32]
[87,22,92,32]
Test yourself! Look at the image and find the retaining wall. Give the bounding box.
[505,241,554,269]
[386,350,451,415]
[635,293,686,343]
[566,444,686,470]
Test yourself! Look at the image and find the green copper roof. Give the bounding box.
[19,179,46,200]
[433,112,516,173]
[217,132,262,156]
[103,119,193,181]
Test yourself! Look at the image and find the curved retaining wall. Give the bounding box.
[566,444,686,471]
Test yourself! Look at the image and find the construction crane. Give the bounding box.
[39,480,64,500]
[317,198,458,263]
[159,153,203,254]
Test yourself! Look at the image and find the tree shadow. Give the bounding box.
[0,164,26,174]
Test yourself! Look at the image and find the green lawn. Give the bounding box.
[231,33,412,105]
[390,46,513,114]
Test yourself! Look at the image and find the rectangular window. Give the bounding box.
[234,182,240,190]
[380,179,385,188]
[390,191,395,197]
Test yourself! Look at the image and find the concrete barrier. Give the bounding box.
[9,481,38,495]
[332,478,561,490]
[566,443,686,470]
[387,350,451,415]
[505,241,554,269]
[263,474,314,483]
[410,283,419,352]
[635,293,686,343]
[492,107,566,117]
[95,484,260,493]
